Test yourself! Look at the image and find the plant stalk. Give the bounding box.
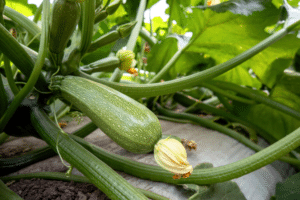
[0,0,50,133]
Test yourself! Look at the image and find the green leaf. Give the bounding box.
[272,0,300,8]
[147,0,160,9]
[181,163,246,200]
[232,83,300,141]
[209,0,269,15]
[277,70,300,96]
[6,0,36,17]
[275,173,300,200]
[166,0,189,28]
[146,37,178,79]
[123,0,139,19]
[145,16,168,33]
[170,51,214,77]
[185,3,300,88]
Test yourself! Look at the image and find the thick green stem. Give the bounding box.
[68,128,300,184]
[0,121,97,176]
[1,172,169,200]
[80,56,120,73]
[200,82,256,105]
[31,107,148,199]
[0,0,4,25]
[3,55,19,95]
[33,2,43,23]
[0,180,23,200]
[0,23,48,92]
[0,132,9,145]
[3,6,40,40]
[0,74,8,118]
[173,92,277,143]
[209,80,300,120]
[156,105,300,167]
[77,25,290,98]
[0,0,50,133]
[88,21,137,53]
[139,27,157,46]
[80,0,95,56]
[109,0,146,82]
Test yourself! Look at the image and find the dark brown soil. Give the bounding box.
[7,178,110,200]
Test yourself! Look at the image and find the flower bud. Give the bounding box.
[116,50,137,75]
[154,138,193,179]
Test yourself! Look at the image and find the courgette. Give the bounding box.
[49,0,80,54]
[30,107,148,199]
[50,76,162,153]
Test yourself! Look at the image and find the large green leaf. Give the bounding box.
[181,163,246,200]
[146,37,178,80]
[166,0,190,28]
[184,2,300,88]
[147,0,160,9]
[232,82,300,141]
[277,70,300,96]
[5,0,36,17]
[275,173,300,200]
[272,0,300,8]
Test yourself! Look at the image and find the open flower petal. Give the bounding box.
[154,138,193,175]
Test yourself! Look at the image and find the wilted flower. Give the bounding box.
[181,138,197,151]
[154,138,193,179]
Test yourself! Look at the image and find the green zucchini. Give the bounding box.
[30,107,148,199]
[49,0,80,54]
[50,76,162,153]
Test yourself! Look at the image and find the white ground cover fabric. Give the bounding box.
[6,117,295,200]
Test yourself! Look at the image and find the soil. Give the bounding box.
[7,178,110,200]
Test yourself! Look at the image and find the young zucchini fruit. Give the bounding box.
[50,76,162,154]
[49,0,80,54]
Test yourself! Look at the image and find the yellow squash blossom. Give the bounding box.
[154,138,193,179]
[207,0,221,6]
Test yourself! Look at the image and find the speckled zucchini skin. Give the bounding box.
[49,0,80,54]
[51,76,162,153]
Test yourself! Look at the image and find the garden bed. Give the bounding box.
[1,117,295,200]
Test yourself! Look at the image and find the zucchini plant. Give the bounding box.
[1,0,300,199]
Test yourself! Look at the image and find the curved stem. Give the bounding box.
[0,180,23,200]
[80,0,95,57]
[200,82,256,105]
[0,121,98,176]
[31,107,148,199]
[173,92,277,143]
[139,27,157,46]
[0,0,50,133]
[109,0,147,82]
[0,75,8,118]
[0,24,48,92]
[33,2,43,23]
[1,172,169,200]
[67,128,300,185]
[77,26,289,98]
[3,6,40,40]
[3,55,19,95]
[209,80,300,120]
[156,105,300,167]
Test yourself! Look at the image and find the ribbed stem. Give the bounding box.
[77,27,289,98]
[3,6,40,40]
[0,0,50,133]
[109,0,147,82]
